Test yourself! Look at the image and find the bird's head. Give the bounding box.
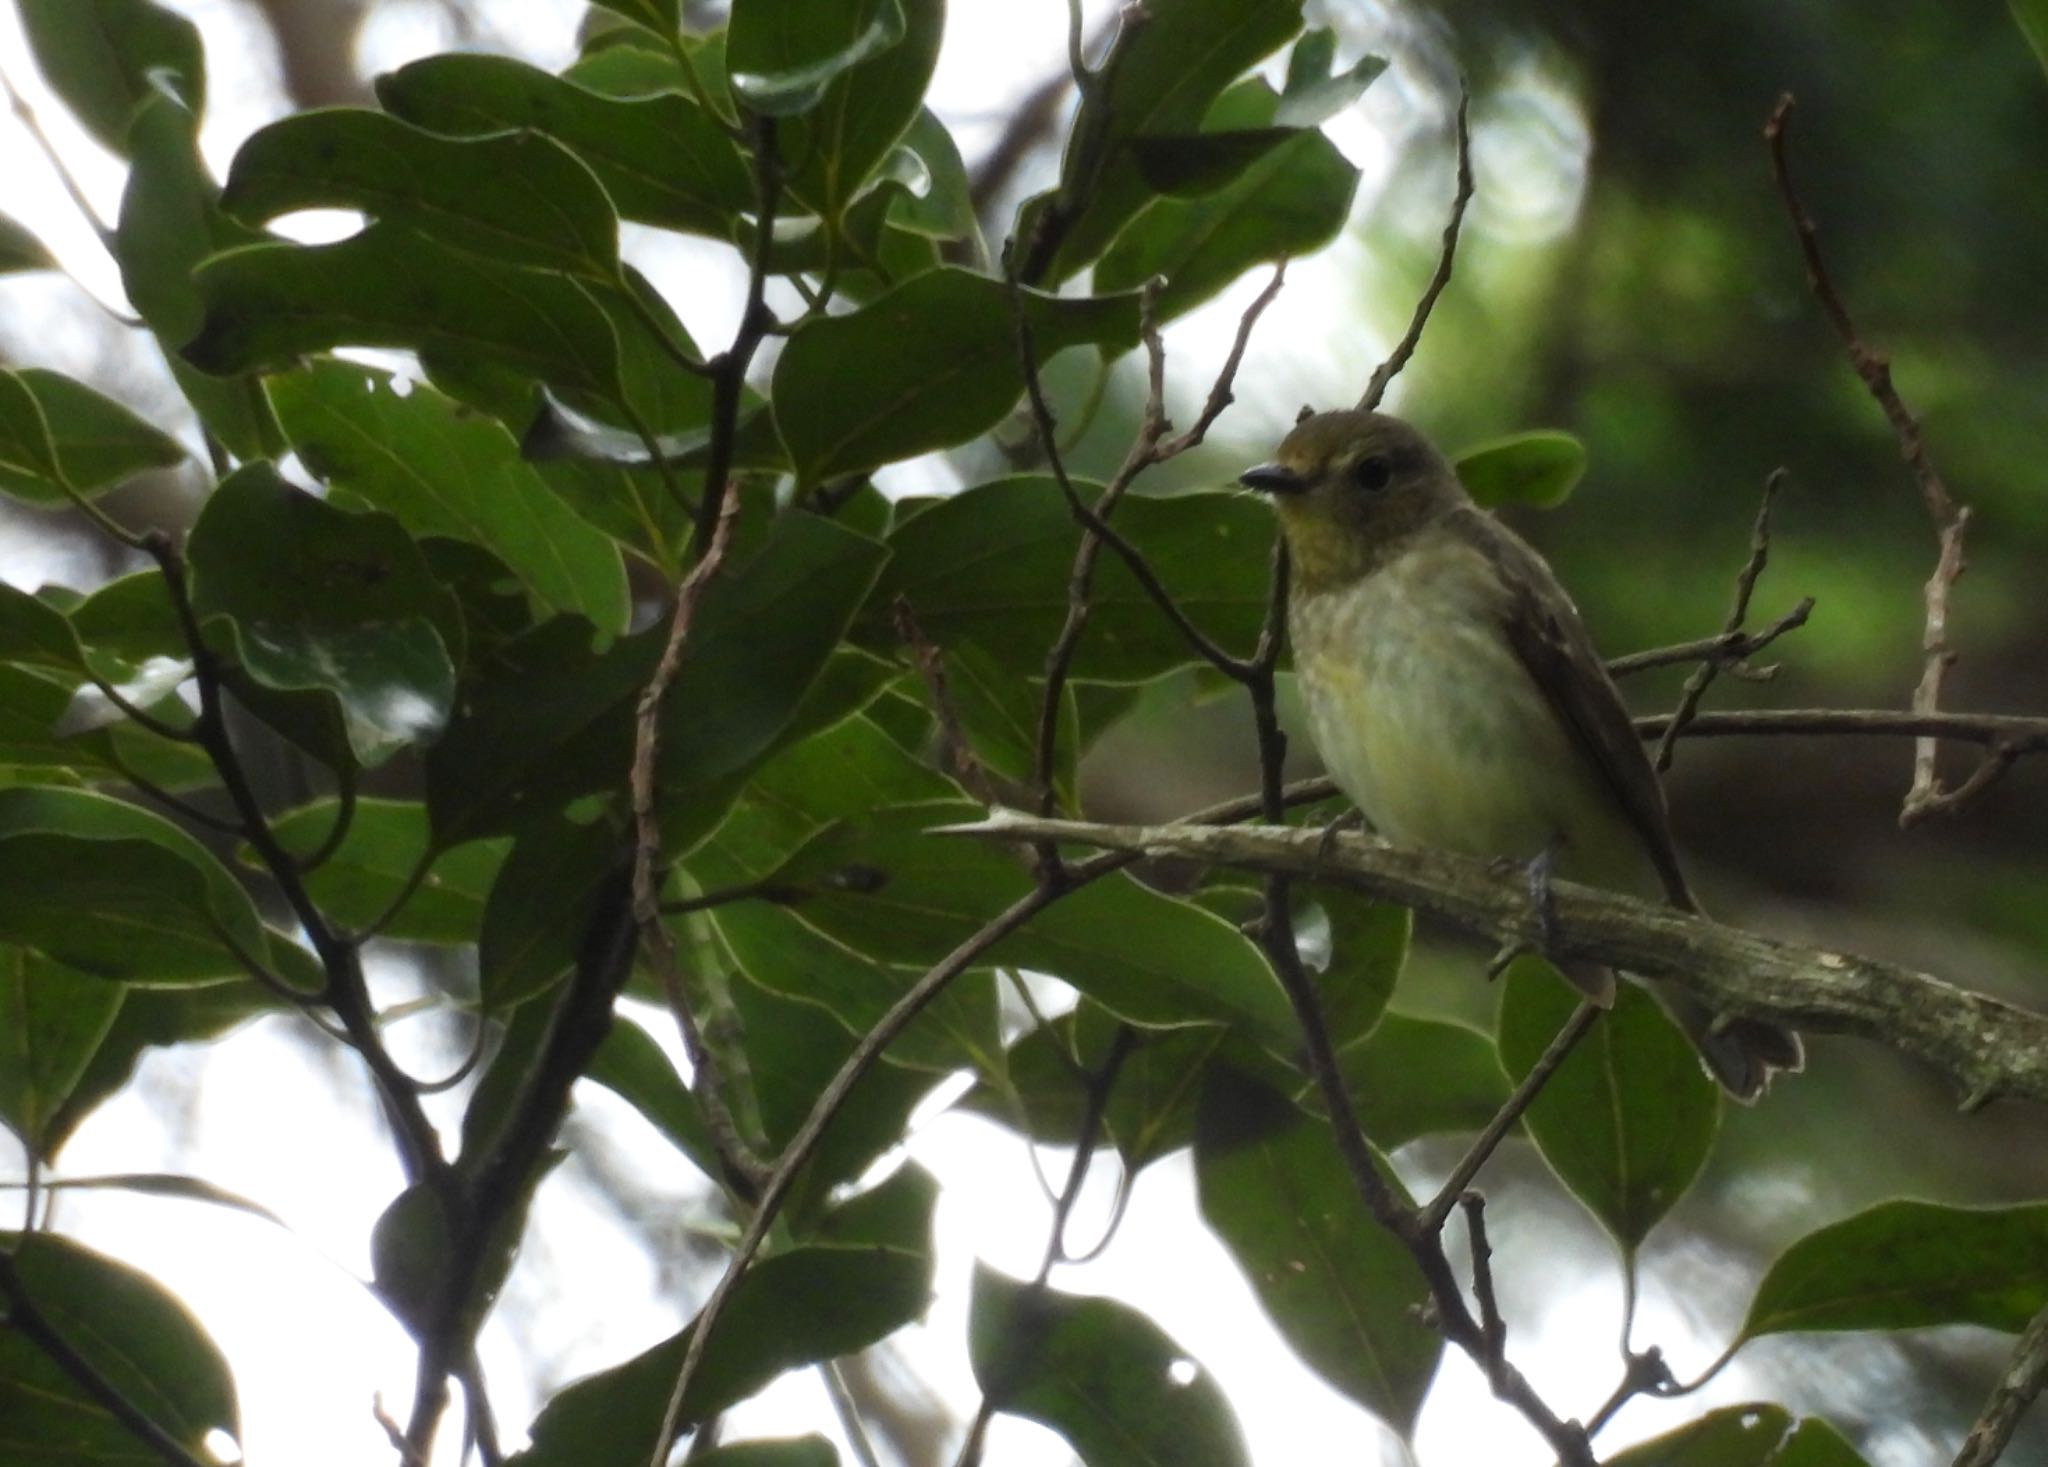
[1239,410,1468,589]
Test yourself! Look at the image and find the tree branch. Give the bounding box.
[1953,1300,2048,1467]
[937,811,2048,1111]
[1358,86,1474,411]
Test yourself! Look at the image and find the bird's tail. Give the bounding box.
[1656,986,1804,1101]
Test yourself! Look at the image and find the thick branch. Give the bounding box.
[938,812,2048,1110]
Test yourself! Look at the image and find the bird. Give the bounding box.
[1239,408,1802,1099]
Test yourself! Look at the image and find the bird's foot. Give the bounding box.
[1484,844,1559,980]
[1313,808,1365,868]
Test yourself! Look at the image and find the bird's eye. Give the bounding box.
[1352,455,1392,492]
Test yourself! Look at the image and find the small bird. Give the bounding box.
[1240,409,1801,1099]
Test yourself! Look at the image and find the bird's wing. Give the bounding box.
[1448,507,1699,912]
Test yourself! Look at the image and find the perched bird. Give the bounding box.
[1240,409,1801,1098]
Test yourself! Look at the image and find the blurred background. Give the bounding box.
[3,2,2046,1464]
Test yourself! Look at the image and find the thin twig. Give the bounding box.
[1764,93,1975,825]
[1606,598,1813,678]
[1655,471,1790,772]
[894,596,999,804]
[1460,1193,1509,1391]
[1422,1001,1601,1232]
[1359,86,1474,411]
[1953,1298,2048,1467]
[629,493,768,1195]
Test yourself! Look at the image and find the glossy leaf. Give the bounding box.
[222,110,620,278]
[890,109,980,244]
[512,1175,936,1465]
[772,268,1141,484]
[1334,1012,1511,1149]
[1498,958,1719,1251]
[1310,893,1408,1046]
[0,945,125,1159]
[1604,1404,1793,1466]
[270,361,630,631]
[188,465,462,766]
[1455,432,1588,509]
[1195,1068,1440,1434]
[1097,79,1358,324]
[0,786,272,984]
[376,54,751,236]
[0,368,186,505]
[1019,0,1303,284]
[783,0,942,214]
[259,798,507,944]
[867,477,1275,681]
[185,221,622,406]
[428,513,886,840]
[1742,1198,2048,1339]
[969,1263,1249,1467]
[0,1231,238,1459]
[0,214,55,275]
[18,0,204,155]
[728,0,907,117]
[116,91,282,461]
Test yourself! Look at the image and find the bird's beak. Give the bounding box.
[1238,462,1308,496]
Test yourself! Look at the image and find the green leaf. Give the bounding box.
[1097,79,1358,324]
[1603,1404,1793,1466]
[116,90,282,461]
[1498,960,1718,1252]
[1741,1199,2048,1340]
[428,511,887,841]
[184,221,622,408]
[511,1181,936,1465]
[771,268,1142,484]
[728,0,907,117]
[1454,432,1588,509]
[271,361,630,632]
[18,0,204,156]
[691,1439,839,1467]
[1195,1068,1440,1434]
[868,477,1275,681]
[188,464,462,766]
[1773,1418,1873,1466]
[587,0,680,36]
[0,946,125,1159]
[1019,0,1303,284]
[1275,31,1386,127]
[969,1263,1249,1467]
[937,639,1077,802]
[375,54,752,237]
[1334,1012,1511,1149]
[0,370,64,500]
[221,110,620,279]
[259,798,507,944]
[0,786,273,984]
[479,811,621,1011]
[585,1014,718,1179]
[889,110,981,245]
[782,0,942,214]
[2013,0,2048,78]
[0,1232,238,1458]
[0,213,55,276]
[1310,893,1408,1045]
[0,368,186,505]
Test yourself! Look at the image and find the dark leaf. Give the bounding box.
[2012,0,2048,77]
[0,945,125,1159]
[479,811,622,1012]
[1773,1418,1874,1466]
[271,361,630,631]
[258,797,507,945]
[772,268,1141,484]
[782,0,942,214]
[584,1014,718,1180]
[1603,1404,1793,1466]
[0,368,186,505]
[1130,128,1298,196]
[375,54,751,237]
[968,1263,1249,1467]
[867,476,1275,681]
[188,464,463,766]
[727,0,907,117]
[0,1232,238,1458]
[1455,432,1588,509]
[691,1439,839,1467]
[1741,1199,2048,1340]
[1195,1068,1440,1433]
[1310,893,1408,1046]
[1498,958,1719,1251]
[1334,1012,1511,1150]
[0,213,55,276]
[889,110,981,245]
[18,0,204,155]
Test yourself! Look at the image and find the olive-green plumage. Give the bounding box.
[1242,410,1801,1098]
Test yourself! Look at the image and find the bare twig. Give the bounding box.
[1765,94,1975,825]
[1460,1193,1509,1391]
[1359,86,1474,411]
[630,494,768,1195]
[1655,471,1791,771]
[939,810,2048,1111]
[1953,1299,2048,1467]
[1606,599,1813,678]
[894,596,999,804]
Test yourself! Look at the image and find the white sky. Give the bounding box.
[0,3,1803,1466]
